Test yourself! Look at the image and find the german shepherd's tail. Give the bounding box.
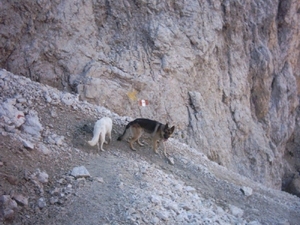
[117,122,132,141]
[88,128,102,146]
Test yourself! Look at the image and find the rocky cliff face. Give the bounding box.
[1,0,300,190]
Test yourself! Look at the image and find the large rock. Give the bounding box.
[71,166,90,178]
[0,195,18,221]
[0,0,300,189]
[21,110,43,138]
[0,99,25,128]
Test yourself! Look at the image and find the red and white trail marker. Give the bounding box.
[139,99,149,107]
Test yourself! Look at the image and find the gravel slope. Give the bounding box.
[0,69,299,225]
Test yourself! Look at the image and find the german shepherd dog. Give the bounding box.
[117,118,175,156]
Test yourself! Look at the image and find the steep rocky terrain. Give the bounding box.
[1,0,300,192]
[1,69,300,224]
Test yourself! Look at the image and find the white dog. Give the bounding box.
[88,117,112,152]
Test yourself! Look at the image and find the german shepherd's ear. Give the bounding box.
[170,126,175,134]
[165,123,169,128]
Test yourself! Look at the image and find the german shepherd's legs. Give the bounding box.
[129,127,143,151]
[152,139,159,154]
[137,138,144,146]
[162,141,168,157]
[152,140,167,156]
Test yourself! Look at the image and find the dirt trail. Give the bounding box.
[37,126,300,225]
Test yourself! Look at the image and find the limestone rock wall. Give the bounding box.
[1,0,300,189]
